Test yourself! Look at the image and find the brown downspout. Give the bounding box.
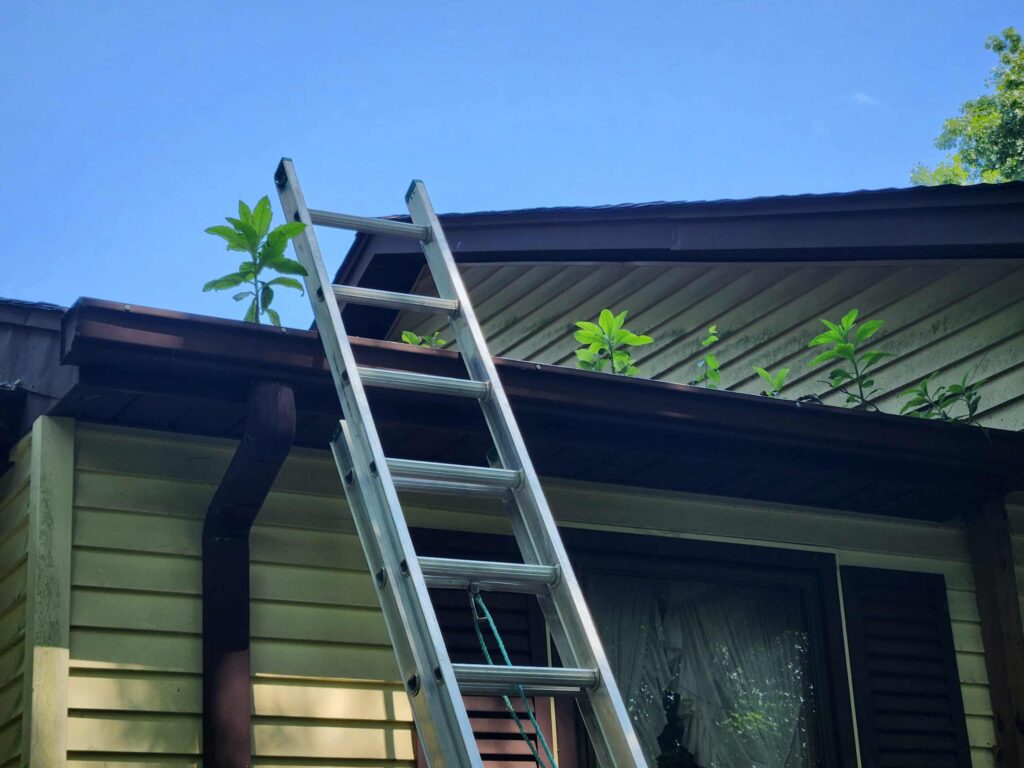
[203,381,295,768]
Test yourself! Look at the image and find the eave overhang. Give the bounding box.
[55,298,1024,521]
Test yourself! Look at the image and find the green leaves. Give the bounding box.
[692,325,722,388]
[202,273,246,292]
[572,308,653,376]
[401,330,446,349]
[754,366,789,397]
[807,309,891,409]
[899,372,985,425]
[204,197,309,326]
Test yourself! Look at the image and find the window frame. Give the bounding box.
[561,529,859,768]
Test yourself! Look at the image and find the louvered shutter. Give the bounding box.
[841,566,971,768]
[412,529,554,767]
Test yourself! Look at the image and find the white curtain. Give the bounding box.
[586,574,816,768]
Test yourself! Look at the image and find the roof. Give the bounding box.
[333,180,1024,339]
[41,298,1024,522]
[0,297,74,466]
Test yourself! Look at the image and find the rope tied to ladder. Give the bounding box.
[469,589,558,768]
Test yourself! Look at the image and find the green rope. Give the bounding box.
[470,591,558,768]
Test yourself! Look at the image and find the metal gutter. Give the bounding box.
[202,381,295,768]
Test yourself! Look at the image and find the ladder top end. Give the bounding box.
[274,158,293,189]
[404,179,424,203]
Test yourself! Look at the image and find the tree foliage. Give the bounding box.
[203,197,307,326]
[912,27,1024,184]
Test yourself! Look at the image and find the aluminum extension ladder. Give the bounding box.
[274,158,648,768]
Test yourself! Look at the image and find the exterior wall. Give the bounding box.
[0,433,31,767]
[395,259,1024,430]
[67,423,1010,767]
[0,417,74,768]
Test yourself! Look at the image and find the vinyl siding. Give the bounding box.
[0,434,30,768]
[69,424,1007,767]
[394,260,1024,430]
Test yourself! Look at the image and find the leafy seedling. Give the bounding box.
[401,330,447,349]
[204,197,307,326]
[807,309,892,409]
[574,309,653,376]
[754,366,790,397]
[899,372,984,425]
[693,325,722,388]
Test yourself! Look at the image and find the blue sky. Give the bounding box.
[1,1,1018,327]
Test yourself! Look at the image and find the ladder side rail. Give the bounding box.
[406,182,649,768]
[275,160,482,768]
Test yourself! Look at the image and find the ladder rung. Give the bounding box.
[419,557,559,593]
[358,367,488,399]
[390,477,512,499]
[333,285,459,315]
[309,209,430,240]
[387,459,522,490]
[452,664,598,697]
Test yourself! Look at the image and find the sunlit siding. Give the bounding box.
[68,425,416,768]
[69,424,1003,767]
[394,260,1024,430]
[0,434,30,768]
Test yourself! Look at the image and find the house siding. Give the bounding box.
[395,259,1024,430]
[0,434,30,768]
[66,423,1009,767]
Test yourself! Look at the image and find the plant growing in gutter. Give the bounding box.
[753,366,790,397]
[899,372,985,425]
[203,197,307,327]
[807,309,892,409]
[692,325,721,388]
[573,309,653,376]
[401,330,447,349]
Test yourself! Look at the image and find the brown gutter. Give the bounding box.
[57,298,1024,520]
[203,381,295,768]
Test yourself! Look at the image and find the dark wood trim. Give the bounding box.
[202,381,295,768]
[561,529,858,768]
[966,498,1024,767]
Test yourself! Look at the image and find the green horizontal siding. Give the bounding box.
[396,259,1024,430]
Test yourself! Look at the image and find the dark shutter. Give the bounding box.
[841,566,971,768]
[412,529,554,767]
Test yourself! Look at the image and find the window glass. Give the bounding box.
[586,572,821,768]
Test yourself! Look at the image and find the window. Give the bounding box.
[565,531,857,768]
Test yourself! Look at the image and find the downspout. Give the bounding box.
[203,381,295,768]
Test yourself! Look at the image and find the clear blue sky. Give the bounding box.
[1,2,1018,328]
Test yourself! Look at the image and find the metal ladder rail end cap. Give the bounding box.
[405,179,425,203]
[274,158,292,188]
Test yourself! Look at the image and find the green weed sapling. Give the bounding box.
[807,309,892,409]
[693,325,722,388]
[899,372,984,425]
[753,366,790,397]
[401,330,447,349]
[574,309,653,376]
[204,197,307,327]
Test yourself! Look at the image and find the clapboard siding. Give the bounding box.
[70,424,1005,767]
[0,434,30,768]
[396,260,1024,430]
[69,425,416,767]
